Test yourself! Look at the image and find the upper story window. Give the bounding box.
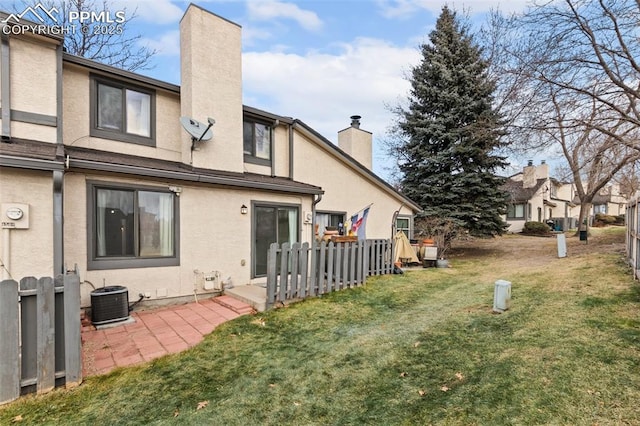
[243,118,271,166]
[90,75,155,146]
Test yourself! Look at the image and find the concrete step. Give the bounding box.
[223,285,267,312]
[212,294,257,315]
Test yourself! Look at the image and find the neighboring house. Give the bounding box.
[503,161,629,233]
[0,5,420,309]
[503,161,577,233]
[572,183,627,219]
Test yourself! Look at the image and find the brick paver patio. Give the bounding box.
[81,295,254,377]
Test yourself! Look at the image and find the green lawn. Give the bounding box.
[2,228,639,425]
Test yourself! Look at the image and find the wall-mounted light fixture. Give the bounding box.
[241,204,248,215]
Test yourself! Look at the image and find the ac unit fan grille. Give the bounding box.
[91,286,130,325]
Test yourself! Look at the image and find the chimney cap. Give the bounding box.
[350,115,361,128]
[527,160,533,166]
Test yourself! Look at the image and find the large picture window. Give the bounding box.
[91,76,155,146]
[507,203,526,219]
[88,182,179,270]
[243,118,272,165]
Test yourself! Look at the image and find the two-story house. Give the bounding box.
[0,4,420,309]
[503,161,577,233]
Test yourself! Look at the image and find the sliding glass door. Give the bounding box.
[253,204,299,277]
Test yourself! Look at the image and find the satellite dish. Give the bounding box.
[180,116,215,150]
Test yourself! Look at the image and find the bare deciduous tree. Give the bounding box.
[488,0,640,231]
[17,0,156,71]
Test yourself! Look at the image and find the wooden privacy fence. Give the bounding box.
[266,239,393,308]
[626,200,640,279]
[0,269,82,405]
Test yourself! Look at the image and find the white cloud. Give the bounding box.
[241,25,274,46]
[376,0,531,18]
[139,30,180,56]
[242,38,421,177]
[247,1,323,31]
[112,0,183,25]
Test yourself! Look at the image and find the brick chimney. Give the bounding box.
[338,115,372,169]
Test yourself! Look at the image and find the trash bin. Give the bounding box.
[579,230,587,241]
[493,280,511,313]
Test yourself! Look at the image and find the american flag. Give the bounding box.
[350,205,371,240]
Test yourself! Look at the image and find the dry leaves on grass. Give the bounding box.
[197,401,209,410]
[251,318,266,327]
[418,390,426,396]
[11,415,23,423]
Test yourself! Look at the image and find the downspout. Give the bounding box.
[391,203,404,240]
[288,122,295,180]
[391,204,404,265]
[1,25,10,140]
[311,193,323,243]
[1,27,9,279]
[53,43,64,275]
[270,119,278,177]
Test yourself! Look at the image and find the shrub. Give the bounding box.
[594,213,617,227]
[523,221,551,235]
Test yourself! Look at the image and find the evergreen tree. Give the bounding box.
[397,6,508,238]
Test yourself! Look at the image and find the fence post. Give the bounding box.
[318,241,327,295]
[299,242,309,299]
[266,243,279,308]
[290,243,300,298]
[0,279,20,405]
[279,242,290,302]
[349,242,357,287]
[326,242,334,294]
[37,277,55,394]
[334,242,343,290]
[309,242,317,296]
[20,277,38,391]
[356,241,363,286]
[64,271,82,387]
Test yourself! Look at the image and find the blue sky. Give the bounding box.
[16,0,534,179]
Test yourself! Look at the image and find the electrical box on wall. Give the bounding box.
[1,203,30,229]
[303,211,312,224]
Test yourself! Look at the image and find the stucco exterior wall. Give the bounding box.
[0,168,54,278]
[338,126,372,170]
[180,5,243,172]
[62,171,312,306]
[293,131,412,240]
[7,36,58,143]
[62,65,182,162]
[273,124,290,177]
